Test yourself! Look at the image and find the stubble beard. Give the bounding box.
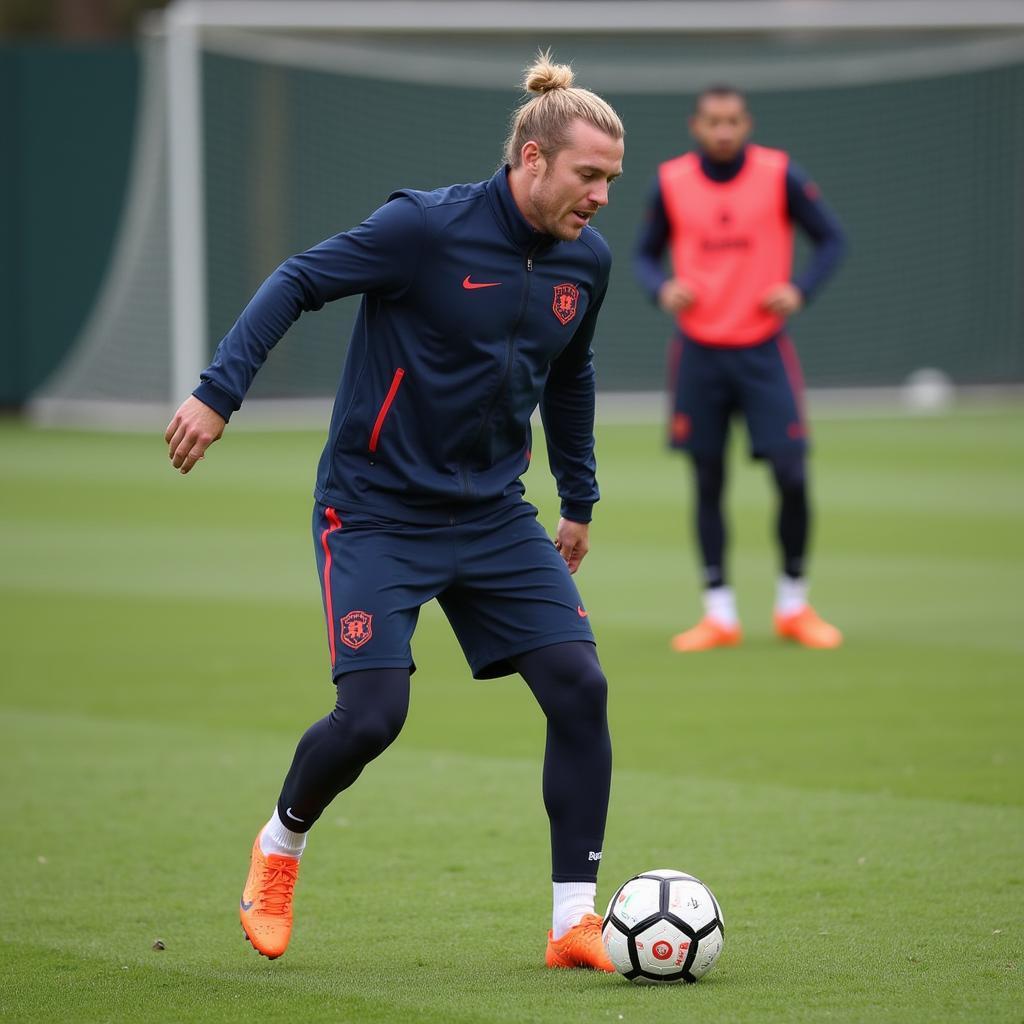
[532,175,582,242]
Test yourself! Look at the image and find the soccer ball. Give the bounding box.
[602,868,725,984]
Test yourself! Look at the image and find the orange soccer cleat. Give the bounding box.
[239,835,300,959]
[545,913,616,972]
[670,616,742,652]
[774,605,843,649]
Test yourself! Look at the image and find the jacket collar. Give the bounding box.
[486,166,558,255]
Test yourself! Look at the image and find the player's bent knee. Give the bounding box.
[518,641,608,729]
[553,646,609,724]
[693,456,726,500]
[328,667,409,762]
[769,452,807,494]
[574,653,608,701]
[330,705,405,764]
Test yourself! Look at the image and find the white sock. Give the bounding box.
[552,881,597,940]
[259,808,307,859]
[703,585,738,627]
[776,576,808,617]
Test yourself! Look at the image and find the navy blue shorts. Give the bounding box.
[667,331,808,459]
[312,500,595,681]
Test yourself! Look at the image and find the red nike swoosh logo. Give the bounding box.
[463,275,502,290]
[577,606,589,618]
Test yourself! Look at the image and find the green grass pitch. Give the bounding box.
[1,407,1021,1023]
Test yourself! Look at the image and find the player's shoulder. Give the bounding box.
[576,225,613,278]
[388,178,487,212]
[386,180,489,243]
[658,151,699,175]
[748,143,790,170]
[657,152,701,191]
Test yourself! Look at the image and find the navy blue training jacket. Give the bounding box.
[194,167,611,524]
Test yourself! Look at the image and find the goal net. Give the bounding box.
[30,1,1024,426]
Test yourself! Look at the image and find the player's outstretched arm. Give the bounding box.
[554,518,590,575]
[164,395,226,474]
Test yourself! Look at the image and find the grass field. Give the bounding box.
[1,407,1022,1023]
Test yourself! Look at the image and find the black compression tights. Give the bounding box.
[276,668,410,831]
[274,642,611,883]
[690,451,810,585]
[692,455,727,588]
[514,641,611,882]
[769,450,810,579]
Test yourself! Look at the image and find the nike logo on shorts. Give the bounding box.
[577,606,589,618]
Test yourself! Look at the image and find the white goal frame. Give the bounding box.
[36,0,1024,423]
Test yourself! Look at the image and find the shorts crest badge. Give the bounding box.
[671,412,691,443]
[340,610,373,649]
[552,283,579,325]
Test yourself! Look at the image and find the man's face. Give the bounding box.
[525,120,624,241]
[689,94,751,163]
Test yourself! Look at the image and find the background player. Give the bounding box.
[164,53,623,970]
[634,84,847,651]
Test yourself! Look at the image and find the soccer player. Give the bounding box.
[164,53,623,969]
[634,85,847,651]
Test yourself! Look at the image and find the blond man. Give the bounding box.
[165,53,624,968]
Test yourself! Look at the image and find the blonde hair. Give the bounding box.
[504,50,624,167]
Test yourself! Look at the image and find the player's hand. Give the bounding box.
[657,278,695,315]
[760,282,803,317]
[554,518,590,575]
[164,396,226,474]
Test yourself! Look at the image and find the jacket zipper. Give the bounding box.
[368,367,405,454]
[459,245,538,496]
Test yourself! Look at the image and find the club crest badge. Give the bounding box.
[552,283,579,325]
[340,610,373,649]
[672,412,691,443]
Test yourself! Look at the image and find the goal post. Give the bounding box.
[165,2,208,407]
